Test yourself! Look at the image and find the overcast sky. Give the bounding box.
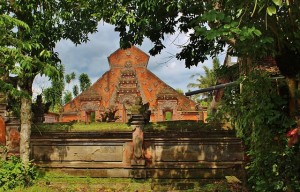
[33,22,223,97]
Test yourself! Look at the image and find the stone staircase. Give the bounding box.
[130,114,144,126]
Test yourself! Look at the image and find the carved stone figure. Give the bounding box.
[32,95,51,123]
[132,125,144,159]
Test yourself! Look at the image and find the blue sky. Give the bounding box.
[33,23,223,97]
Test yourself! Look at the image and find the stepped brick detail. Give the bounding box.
[60,46,200,123]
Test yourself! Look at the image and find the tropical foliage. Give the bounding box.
[43,64,65,112]
[73,85,79,97]
[97,0,300,117]
[0,156,37,190]
[94,0,300,191]
[79,73,92,92]
[1,0,98,164]
[218,71,300,191]
[188,58,221,102]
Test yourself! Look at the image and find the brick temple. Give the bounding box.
[60,46,201,123]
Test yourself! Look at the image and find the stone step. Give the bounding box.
[131,116,144,119]
[36,163,244,179]
[31,135,241,143]
[31,132,240,141]
[130,121,144,125]
[36,161,243,169]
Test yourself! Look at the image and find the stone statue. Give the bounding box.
[132,125,144,159]
[32,95,51,123]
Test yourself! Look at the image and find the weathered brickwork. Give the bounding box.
[60,46,200,123]
[0,93,20,155]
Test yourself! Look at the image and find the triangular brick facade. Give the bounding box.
[60,46,200,123]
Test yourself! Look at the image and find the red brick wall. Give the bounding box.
[0,116,5,146]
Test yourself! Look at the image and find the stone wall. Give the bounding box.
[31,131,244,180]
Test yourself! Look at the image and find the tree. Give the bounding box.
[188,58,220,101]
[175,88,184,95]
[1,0,98,165]
[65,72,76,90]
[65,72,76,84]
[0,14,51,166]
[79,73,91,92]
[97,1,300,190]
[43,64,65,112]
[99,0,300,118]
[63,72,76,104]
[73,85,79,97]
[63,91,73,105]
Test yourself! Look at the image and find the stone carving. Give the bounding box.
[100,106,119,122]
[125,61,132,68]
[119,94,136,105]
[120,84,136,89]
[32,95,51,123]
[128,96,151,125]
[80,89,101,101]
[158,100,177,111]
[80,102,99,111]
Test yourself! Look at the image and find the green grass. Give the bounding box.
[5,170,244,192]
[32,120,224,133]
[32,122,132,133]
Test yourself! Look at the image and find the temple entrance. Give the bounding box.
[90,111,95,122]
[164,110,173,121]
[85,111,95,124]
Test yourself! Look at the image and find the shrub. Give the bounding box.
[219,71,300,191]
[0,156,38,190]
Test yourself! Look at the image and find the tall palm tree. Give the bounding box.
[187,58,220,102]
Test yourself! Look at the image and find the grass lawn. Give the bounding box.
[32,122,132,133]
[31,120,226,133]
[6,170,243,192]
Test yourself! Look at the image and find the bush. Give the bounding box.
[220,71,300,191]
[0,156,38,190]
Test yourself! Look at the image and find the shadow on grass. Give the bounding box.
[31,121,76,134]
[144,120,227,133]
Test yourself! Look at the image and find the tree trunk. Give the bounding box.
[19,96,32,165]
[286,77,297,118]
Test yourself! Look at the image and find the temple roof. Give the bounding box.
[108,46,150,69]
